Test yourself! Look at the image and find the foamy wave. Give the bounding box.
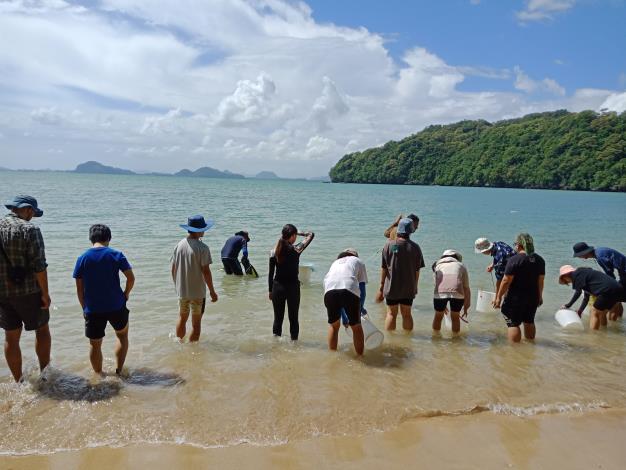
[401,401,610,421]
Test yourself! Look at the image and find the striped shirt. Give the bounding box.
[0,213,47,298]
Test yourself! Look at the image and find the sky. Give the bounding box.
[0,0,625,177]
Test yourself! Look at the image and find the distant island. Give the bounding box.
[329,110,626,192]
[254,171,280,179]
[175,167,244,179]
[75,161,135,175]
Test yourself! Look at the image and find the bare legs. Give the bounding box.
[327,321,364,355]
[4,328,23,382]
[590,308,608,330]
[89,324,129,375]
[507,322,536,343]
[432,310,461,334]
[4,325,51,382]
[385,304,413,331]
[177,311,203,342]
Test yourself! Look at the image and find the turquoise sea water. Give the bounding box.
[0,171,625,454]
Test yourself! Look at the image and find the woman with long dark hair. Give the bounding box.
[268,224,314,340]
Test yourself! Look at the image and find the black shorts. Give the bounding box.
[324,289,361,326]
[385,297,414,306]
[222,258,243,275]
[433,298,465,312]
[593,292,621,311]
[84,306,129,340]
[0,293,50,331]
[501,299,537,328]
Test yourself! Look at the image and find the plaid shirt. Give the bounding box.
[492,241,516,281]
[0,213,48,298]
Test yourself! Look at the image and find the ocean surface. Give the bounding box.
[0,170,625,455]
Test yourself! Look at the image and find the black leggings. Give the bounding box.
[272,280,300,340]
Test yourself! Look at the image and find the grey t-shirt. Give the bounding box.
[381,237,425,300]
[171,237,212,299]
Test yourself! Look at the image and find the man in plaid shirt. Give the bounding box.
[0,195,51,382]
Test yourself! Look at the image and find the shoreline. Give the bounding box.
[2,408,625,469]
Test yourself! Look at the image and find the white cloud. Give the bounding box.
[305,136,335,159]
[517,0,576,22]
[396,48,464,100]
[514,66,565,96]
[600,92,626,113]
[215,73,276,126]
[31,107,64,125]
[140,108,184,135]
[310,77,349,132]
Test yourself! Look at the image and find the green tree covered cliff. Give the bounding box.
[329,110,626,191]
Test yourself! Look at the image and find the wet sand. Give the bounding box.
[3,408,625,469]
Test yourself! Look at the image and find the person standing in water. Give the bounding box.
[0,195,51,382]
[474,237,516,292]
[171,215,218,342]
[432,249,470,335]
[493,233,545,343]
[558,265,623,330]
[323,248,366,355]
[377,218,424,331]
[221,231,250,276]
[73,224,134,375]
[268,224,314,340]
[571,242,625,320]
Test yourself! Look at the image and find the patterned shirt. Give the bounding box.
[492,241,516,281]
[594,247,626,282]
[0,213,47,298]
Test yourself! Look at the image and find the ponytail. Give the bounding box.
[275,224,297,264]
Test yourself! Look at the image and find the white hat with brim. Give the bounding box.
[474,237,493,254]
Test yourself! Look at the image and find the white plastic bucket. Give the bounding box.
[555,309,584,330]
[476,290,496,313]
[299,263,314,283]
[346,315,384,350]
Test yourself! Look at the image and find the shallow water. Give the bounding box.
[0,171,625,454]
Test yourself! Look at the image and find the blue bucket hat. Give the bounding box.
[397,217,414,235]
[5,195,43,217]
[180,215,213,233]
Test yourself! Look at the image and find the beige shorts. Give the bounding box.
[179,298,206,316]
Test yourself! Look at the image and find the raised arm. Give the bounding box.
[294,232,315,254]
[383,214,403,239]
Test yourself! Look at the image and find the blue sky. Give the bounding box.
[0,0,624,176]
[307,0,626,92]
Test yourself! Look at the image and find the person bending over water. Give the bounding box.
[474,237,516,293]
[323,249,366,355]
[221,231,250,276]
[493,233,545,343]
[376,218,424,331]
[171,215,218,342]
[572,242,626,320]
[558,265,622,330]
[432,249,470,335]
[268,224,314,340]
[73,224,134,375]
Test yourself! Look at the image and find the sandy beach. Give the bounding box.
[3,408,625,469]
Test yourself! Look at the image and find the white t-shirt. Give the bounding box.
[171,237,212,299]
[323,256,368,297]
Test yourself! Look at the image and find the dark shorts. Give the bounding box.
[501,299,537,328]
[222,258,243,275]
[433,298,465,312]
[385,297,414,306]
[593,292,621,311]
[324,289,361,326]
[0,293,50,331]
[84,306,129,340]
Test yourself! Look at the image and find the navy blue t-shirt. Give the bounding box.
[73,247,132,314]
[221,235,247,259]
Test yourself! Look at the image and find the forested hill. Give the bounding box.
[329,110,626,192]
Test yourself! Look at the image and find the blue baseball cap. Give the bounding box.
[397,217,414,235]
[5,195,43,217]
[180,215,213,232]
